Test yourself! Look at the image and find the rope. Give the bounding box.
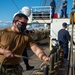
[31,61,50,75]
[11,0,20,11]
[40,62,50,70]
[0,54,48,74]
[14,54,44,62]
[0,56,7,73]
[14,54,50,75]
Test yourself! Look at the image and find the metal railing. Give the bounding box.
[31,6,51,19]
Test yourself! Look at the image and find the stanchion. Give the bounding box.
[43,65,49,75]
[67,11,75,75]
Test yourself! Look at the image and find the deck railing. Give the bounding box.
[31,6,51,20]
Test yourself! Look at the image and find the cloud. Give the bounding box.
[0,20,12,28]
[0,20,2,23]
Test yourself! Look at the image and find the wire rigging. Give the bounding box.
[55,0,62,13]
[42,0,47,6]
[11,0,20,11]
[42,0,50,6]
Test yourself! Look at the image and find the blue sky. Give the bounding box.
[0,0,73,28]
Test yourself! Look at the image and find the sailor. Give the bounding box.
[50,0,56,18]
[0,13,50,75]
[58,22,75,59]
[22,30,34,70]
[60,0,68,18]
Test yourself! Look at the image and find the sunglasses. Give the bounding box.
[20,22,27,26]
[14,20,28,25]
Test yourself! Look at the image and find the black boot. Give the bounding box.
[26,65,34,70]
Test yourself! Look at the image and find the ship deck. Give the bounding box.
[20,40,69,75]
[20,43,50,75]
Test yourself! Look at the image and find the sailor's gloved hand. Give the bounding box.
[73,41,75,45]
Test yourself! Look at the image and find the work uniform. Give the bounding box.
[0,27,35,75]
[58,29,70,59]
[61,0,67,18]
[50,0,56,18]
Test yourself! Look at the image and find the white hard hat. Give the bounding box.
[21,6,31,17]
[13,6,31,18]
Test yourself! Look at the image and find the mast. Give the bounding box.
[42,0,50,6]
[68,0,75,75]
[42,0,47,6]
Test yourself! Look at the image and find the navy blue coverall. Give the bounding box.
[60,0,68,18]
[50,0,56,18]
[58,29,70,59]
[22,30,34,70]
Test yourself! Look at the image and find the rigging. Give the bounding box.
[12,0,20,11]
